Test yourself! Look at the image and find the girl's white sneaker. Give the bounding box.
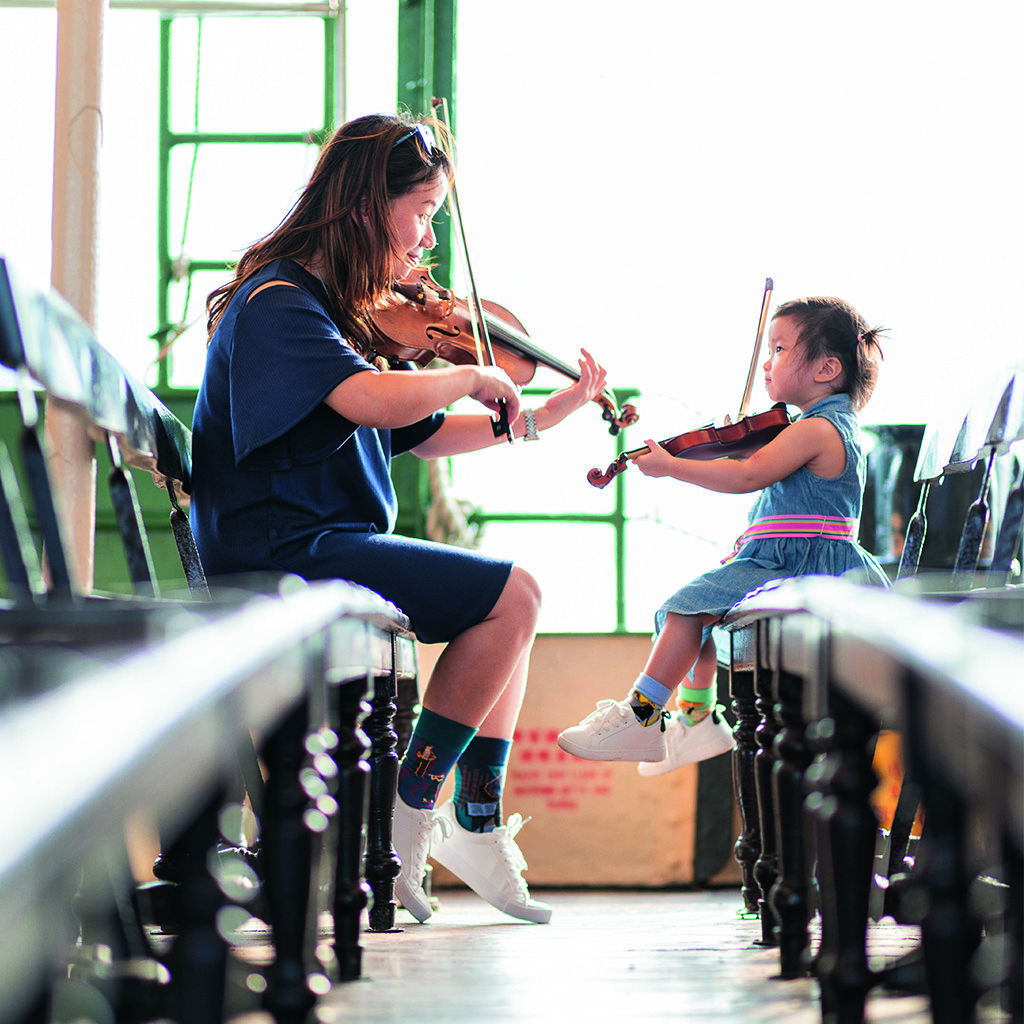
[556,698,668,762]
[636,707,736,777]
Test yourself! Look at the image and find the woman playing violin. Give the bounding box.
[558,297,889,775]
[191,113,605,924]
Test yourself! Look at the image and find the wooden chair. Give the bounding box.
[717,358,1023,1002]
[0,257,419,1018]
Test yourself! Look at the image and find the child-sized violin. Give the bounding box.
[587,278,791,488]
[586,403,792,487]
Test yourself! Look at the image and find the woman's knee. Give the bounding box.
[493,565,542,636]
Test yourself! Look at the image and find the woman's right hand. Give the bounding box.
[468,365,522,424]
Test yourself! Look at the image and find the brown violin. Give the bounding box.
[369,267,639,435]
[587,277,791,487]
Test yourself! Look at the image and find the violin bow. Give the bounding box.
[585,276,776,488]
[736,277,773,420]
[431,97,514,444]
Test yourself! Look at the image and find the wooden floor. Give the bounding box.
[220,886,974,1024]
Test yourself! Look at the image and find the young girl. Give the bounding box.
[558,296,888,774]
[191,114,608,924]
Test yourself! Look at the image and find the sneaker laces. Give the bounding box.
[582,698,667,733]
[407,808,450,880]
[433,811,454,844]
[582,698,633,732]
[490,814,532,897]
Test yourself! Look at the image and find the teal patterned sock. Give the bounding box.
[453,735,511,833]
[397,709,476,810]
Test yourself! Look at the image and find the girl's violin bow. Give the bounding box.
[587,278,790,487]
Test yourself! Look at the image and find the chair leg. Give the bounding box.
[770,660,813,977]
[813,687,877,1024]
[260,700,316,1024]
[730,660,761,916]
[1004,836,1023,1024]
[165,790,228,1024]
[394,672,420,759]
[330,677,371,979]
[753,625,781,946]
[364,658,402,933]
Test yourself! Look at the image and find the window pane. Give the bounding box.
[623,490,749,633]
[465,522,618,634]
[0,10,56,285]
[164,269,228,389]
[168,143,318,260]
[447,390,622,517]
[169,17,325,136]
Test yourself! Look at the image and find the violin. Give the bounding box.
[586,403,791,487]
[369,266,639,436]
[587,277,792,488]
[368,96,638,443]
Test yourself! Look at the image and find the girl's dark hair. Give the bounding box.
[772,296,886,410]
[206,113,454,356]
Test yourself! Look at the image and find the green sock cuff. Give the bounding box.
[413,707,477,753]
[677,682,715,706]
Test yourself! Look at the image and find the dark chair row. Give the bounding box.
[716,361,1023,1023]
[0,257,420,1022]
[0,580,399,1024]
[740,578,1022,1024]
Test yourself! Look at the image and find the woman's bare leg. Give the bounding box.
[476,646,532,738]
[419,566,540,731]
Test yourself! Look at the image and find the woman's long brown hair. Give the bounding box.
[206,113,454,357]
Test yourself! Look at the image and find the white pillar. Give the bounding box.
[46,0,104,592]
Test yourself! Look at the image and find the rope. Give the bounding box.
[425,459,482,549]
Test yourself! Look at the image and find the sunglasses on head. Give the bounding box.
[392,124,436,152]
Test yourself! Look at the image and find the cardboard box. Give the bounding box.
[418,634,741,888]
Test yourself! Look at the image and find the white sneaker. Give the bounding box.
[556,698,668,761]
[430,801,552,924]
[393,797,451,922]
[637,707,736,777]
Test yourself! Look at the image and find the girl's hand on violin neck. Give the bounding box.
[540,349,608,427]
[468,365,522,423]
[634,439,680,480]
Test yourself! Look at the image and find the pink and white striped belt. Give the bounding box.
[722,514,859,563]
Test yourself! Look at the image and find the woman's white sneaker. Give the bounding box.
[556,698,668,761]
[431,801,552,924]
[393,797,450,922]
[636,707,736,777]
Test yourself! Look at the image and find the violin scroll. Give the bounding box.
[599,398,639,436]
[587,458,628,489]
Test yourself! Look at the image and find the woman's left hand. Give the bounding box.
[539,348,608,427]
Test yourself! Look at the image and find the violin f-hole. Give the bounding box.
[425,323,461,342]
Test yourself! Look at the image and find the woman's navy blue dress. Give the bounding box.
[191,258,512,644]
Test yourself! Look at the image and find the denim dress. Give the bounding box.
[655,392,889,639]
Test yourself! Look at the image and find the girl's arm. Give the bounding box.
[634,416,846,494]
[410,349,608,459]
[324,362,522,430]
